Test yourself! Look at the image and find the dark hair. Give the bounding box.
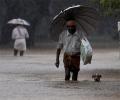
[65,12,75,21]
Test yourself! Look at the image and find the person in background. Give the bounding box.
[55,19,81,81]
[12,25,29,56]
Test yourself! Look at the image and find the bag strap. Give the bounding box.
[17,26,23,36]
[80,31,88,41]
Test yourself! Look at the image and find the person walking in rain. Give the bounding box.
[12,25,29,56]
[51,5,98,81]
[55,19,81,81]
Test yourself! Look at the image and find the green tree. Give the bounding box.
[90,0,120,16]
[100,0,120,15]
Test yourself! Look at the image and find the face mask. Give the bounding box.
[68,26,76,34]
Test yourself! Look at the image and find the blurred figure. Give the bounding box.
[55,19,81,81]
[12,25,29,56]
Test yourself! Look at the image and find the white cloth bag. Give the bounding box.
[81,37,93,65]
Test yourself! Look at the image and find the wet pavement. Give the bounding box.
[0,49,120,100]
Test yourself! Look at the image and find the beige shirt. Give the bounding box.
[12,26,29,51]
[57,30,82,54]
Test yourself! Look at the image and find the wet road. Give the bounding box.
[0,49,120,100]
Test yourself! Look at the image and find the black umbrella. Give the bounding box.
[50,5,99,41]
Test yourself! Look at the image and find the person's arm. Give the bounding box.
[25,29,29,39]
[55,32,64,68]
[55,48,61,68]
[11,28,16,40]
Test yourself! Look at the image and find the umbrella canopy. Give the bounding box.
[8,18,30,26]
[50,5,99,41]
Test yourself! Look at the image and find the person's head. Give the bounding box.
[66,20,76,34]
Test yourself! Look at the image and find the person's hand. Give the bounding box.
[55,59,59,68]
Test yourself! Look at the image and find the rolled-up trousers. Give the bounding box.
[63,53,80,81]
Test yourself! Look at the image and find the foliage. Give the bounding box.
[90,0,120,16]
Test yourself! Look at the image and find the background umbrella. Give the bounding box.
[50,5,99,41]
[8,18,30,26]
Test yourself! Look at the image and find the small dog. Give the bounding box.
[92,73,102,82]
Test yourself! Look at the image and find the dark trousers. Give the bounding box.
[64,53,80,81]
[14,49,24,56]
[20,51,24,56]
[14,49,18,56]
[65,68,79,81]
